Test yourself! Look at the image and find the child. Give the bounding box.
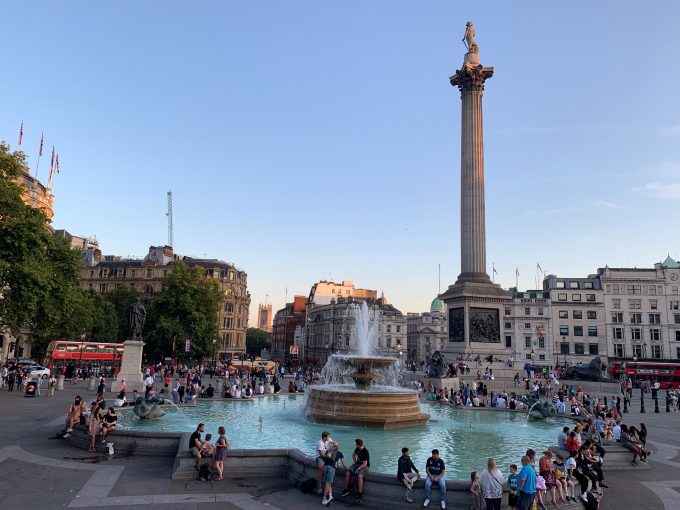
[200,434,214,458]
[469,471,485,510]
[536,474,548,510]
[507,464,519,510]
[322,441,347,506]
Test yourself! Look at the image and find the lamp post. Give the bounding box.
[212,339,216,376]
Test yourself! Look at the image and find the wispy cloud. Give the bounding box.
[594,200,624,209]
[636,182,680,199]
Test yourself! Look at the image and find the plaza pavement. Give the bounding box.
[1,381,679,510]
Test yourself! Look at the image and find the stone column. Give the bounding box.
[450,52,494,281]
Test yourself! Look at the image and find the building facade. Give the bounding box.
[271,296,306,361]
[307,280,378,306]
[543,275,606,366]
[406,297,448,367]
[80,245,250,359]
[503,289,553,368]
[256,303,273,333]
[305,297,406,363]
[599,257,680,361]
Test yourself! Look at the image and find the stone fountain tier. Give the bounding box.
[331,355,398,390]
[306,385,430,429]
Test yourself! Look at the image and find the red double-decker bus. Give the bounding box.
[608,359,680,389]
[44,341,124,378]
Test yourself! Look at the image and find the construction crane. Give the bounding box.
[166,191,174,248]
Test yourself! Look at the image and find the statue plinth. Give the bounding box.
[116,339,145,392]
[464,51,479,65]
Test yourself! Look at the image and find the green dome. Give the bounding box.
[430,296,446,311]
[662,255,679,269]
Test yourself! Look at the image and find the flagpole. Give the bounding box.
[515,268,519,290]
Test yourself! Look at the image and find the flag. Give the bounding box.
[50,146,55,174]
[39,133,44,156]
[516,267,519,277]
[493,265,498,276]
[56,153,60,173]
[18,122,23,146]
[537,262,543,273]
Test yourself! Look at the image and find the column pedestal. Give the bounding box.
[116,340,145,392]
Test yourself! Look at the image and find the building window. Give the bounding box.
[588,326,598,337]
[633,344,643,358]
[525,307,531,315]
[144,285,153,294]
[505,335,512,347]
[560,342,570,354]
[570,281,579,289]
[676,331,680,342]
[90,270,95,278]
[559,325,569,335]
[558,293,567,301]
[525,336,532,348]
[574,343,585,355]
[99,283,108,293]
[627,285,642,294]
[538,308,544,316]
[630,313,642,324]
[146,268,152,278]
[612,313,623,323]
[504,322,511,329]
[386,325,391,333]
[587,310,597,319]
[573,310,582,319]
[559,311,568,319]
[652,345,663,359]
[612,327,624,340]
[649,285,657,295]
[572,294,582,301]
[589,344,599,355]
[396,325,401,333]
[629,299,641,309]
[671,301,680,311]
[504,307,511,316]
[614,344,624,357]
[612,299,621,309]
[556,281,565,289]
[224,302,234,313]
[538,337,545,349]
[524,322,531,329]
[574,326,584,336]
[650,300,658,310]
[650,328,661,341]
[223,317,233,328]
[612,284,620,293]
[631,328,642,340]
[673,286,679,295]
[649,313,661,324]
[584,281,594,289]
[586,294,596,302]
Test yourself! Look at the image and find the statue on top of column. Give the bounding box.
[462,21,478,54]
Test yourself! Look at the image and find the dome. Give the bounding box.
[430,296,446,312]
[661,255,679,269]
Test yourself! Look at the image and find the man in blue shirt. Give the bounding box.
[517,455,536,510]
[424,449,446,509]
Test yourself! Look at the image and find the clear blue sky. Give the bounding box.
[3,2,680,325]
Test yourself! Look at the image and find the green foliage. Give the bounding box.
[246,327,271,356]
[145,262,221,359]
[90,291,119,342]
[102,285,141,341]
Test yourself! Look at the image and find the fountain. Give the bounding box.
[305,301,430,429]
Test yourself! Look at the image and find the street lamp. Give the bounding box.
[212,339,216,374]
[633,355,638,388]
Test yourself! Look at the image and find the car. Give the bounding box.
[27,365,51,379]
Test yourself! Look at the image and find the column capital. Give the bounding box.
[450,63,494,93]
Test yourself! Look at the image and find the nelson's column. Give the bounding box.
[441,23,511,359]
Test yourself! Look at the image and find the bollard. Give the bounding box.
[654,397,660,413]
[640,388,646,413]
[56,374,65,390]
[623,397,629,413]
[87,377,97,392]
[215,379,224,396]
[667,390,672,413]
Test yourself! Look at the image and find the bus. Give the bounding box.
[608,359,680,389]
[228,358,277,375]
[44,341,125,378]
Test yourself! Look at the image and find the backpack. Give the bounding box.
[583,492,600,510]
[198,463,212,481]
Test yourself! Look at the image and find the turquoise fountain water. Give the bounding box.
[117,395,568,478]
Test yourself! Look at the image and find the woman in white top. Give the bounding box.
[479,457,504,510]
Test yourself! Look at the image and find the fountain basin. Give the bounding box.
[306,384,430,429]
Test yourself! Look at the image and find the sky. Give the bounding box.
[3,1,680,326]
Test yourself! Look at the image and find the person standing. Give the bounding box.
[397,447,421,503]
[97,377,106,395]
[315,431,332,494]
[423,449,446,509]
[480,457,504,510]
[322,441,348,506]
[88,401,102,452]
[516,455,536,510]
[48,375,57,398]
[213,426,229,481]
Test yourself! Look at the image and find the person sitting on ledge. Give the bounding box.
[205,384,215,398]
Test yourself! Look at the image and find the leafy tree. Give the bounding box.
[246,327,271,357]
[103,285,141,341]
[90,291,119,341]
[145,262,221,360]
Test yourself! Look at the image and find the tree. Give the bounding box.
[145,262,221,360]
[102,286,141,341]
[246,328,271,357]
[90,291,119,342]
